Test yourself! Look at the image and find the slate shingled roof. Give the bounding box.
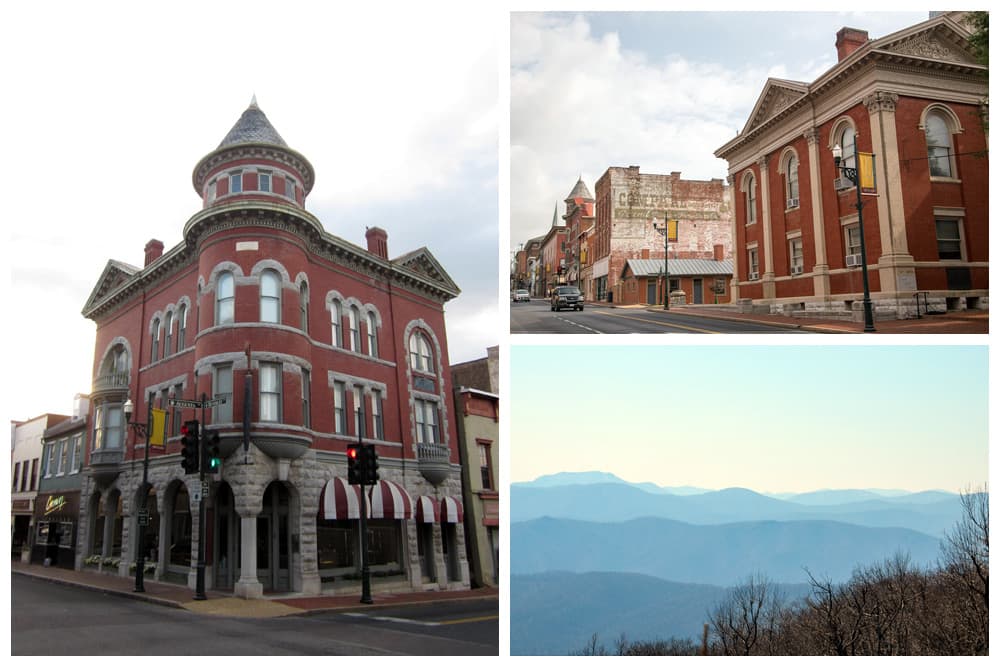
[623,258,734,278]
[218,97,288,148]
[565,177,593,202]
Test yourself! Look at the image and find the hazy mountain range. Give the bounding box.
[511,471,960,655]
[512,480,961,538]
[511,571,812,656]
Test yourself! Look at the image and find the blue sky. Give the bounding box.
[2,1,498,421]
[510,10,931,252]
[510,345,988,493]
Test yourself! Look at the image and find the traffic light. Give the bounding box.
[203,429,221,473]
[180,420,200,474]
[347,445,361,485]
[361,444,379,485]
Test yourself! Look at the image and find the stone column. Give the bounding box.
[865,90,917,302]
[101,493,115,560]
[804,128,831,302]
[727,173,741,301]
[757,156,776,301]
[295,455,324,595]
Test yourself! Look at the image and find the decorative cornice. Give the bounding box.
[192,142,315,195]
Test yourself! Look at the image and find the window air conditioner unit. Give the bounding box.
[790,265,803,275]
[786,197,799,209]
[845,254,863,267]
[748,271,759,281]
[834,177,853,191]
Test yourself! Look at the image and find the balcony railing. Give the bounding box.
[417,442,451,486]
[92,371,130,395]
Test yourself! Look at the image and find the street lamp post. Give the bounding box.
[654,218,670,310]
[833,142,876,332]
[123,397,151,593]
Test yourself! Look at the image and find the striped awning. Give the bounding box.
[441,496,464,523]
[319,477,365,520]
[369,480,413,520]
[414,495,439,523]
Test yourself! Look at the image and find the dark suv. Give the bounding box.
[550,286,584,311]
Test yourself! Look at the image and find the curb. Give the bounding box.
[642,307,857,333]
[13,570,188,611]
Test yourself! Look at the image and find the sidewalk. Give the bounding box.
[12,561,497,618]
[595,302,988,334]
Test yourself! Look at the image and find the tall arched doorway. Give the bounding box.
[258,481,292,592]
[213,482,237,590]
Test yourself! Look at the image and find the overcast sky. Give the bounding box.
[3,1,499,421]
[510,9,929,255]
[511,344,988,494]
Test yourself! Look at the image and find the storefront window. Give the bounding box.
[170,488,192,567]
[317,521,356,571]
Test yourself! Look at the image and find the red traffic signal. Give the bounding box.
[347,445,361,484]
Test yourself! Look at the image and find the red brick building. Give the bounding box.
[78,98,469,597]
[539,206,568,295]
[591,167,733,303]
[715,12,988,319]
[562,178,595,291]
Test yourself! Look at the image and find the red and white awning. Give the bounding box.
[368,480,413,520]
[319,477,365,520]
[414,495,439,523]
[441,496,464,523]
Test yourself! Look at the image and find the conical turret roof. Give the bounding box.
[218,96,287,148]
[565,176,593,202]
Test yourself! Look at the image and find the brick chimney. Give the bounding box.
[365,226,388,260]
[836,27,869,62]
[641,248,650,260]
[714,244,725,261]
[144,239,164,266]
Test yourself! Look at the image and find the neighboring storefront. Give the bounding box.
[31,492,81,568]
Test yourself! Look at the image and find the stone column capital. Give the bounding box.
[803,127,821,145]
[864,91,899,114]
[756,154,770,170]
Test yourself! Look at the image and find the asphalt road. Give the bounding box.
[510,300,809,334]
[12,575,498,656]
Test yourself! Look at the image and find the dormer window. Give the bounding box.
[259,171,272,193]
[230,171,243,194]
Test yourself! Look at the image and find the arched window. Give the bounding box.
[216,271,234,325]
[367,312,378,357]
[260,270,280,323]
[348,306,361,351]
[744,174,757,224]
[164,312,173,357]
[331,301,343,347]
[409,332,433,373]
[837,125,856,170]
[925,111,955,178]
[785,154,799,204]
[177,304,187,349]
[151,318,160,363]
[299,283,309,332]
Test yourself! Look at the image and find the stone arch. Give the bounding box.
[827,115,859,151]
[918,102,964,134]
[98,336,133,376]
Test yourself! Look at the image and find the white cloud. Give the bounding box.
[510,13,770,251]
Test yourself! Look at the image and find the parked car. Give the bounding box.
[512,289,530,302]
[550,286,584,311]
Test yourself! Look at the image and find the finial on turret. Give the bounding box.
[250,94,259,108]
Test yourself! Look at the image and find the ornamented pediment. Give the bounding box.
[742,79,808,135]
[82,260,140,317]
[879,27,978,66]
[393,248,460,296]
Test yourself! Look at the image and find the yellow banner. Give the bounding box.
[149,408,167,446]
[859,152,876,195]
[667,219,678,243]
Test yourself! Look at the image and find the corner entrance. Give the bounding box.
[257,482,291,592]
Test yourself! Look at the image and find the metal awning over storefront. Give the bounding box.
[319,477,364,520]
[369,480,413,520]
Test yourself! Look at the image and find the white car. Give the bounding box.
[513,289,530,302]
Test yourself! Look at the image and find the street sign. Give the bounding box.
[137,509,149,527]
[169,397,227,408]
[202,481,209,496]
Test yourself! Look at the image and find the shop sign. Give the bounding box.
[44,495,68,516]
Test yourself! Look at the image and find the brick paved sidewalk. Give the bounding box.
[13,561,497,618]
[659,305,989,334]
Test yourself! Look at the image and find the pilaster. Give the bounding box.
[757,156,776,300]
[804,128,831,300]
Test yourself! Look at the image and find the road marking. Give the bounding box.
[342,612,497,627]
[595,310,722,334]
[555,316,603,334]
